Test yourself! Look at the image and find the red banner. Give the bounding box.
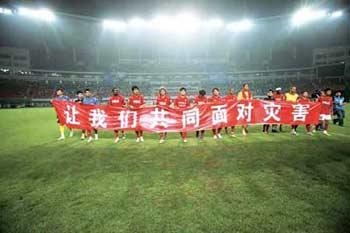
[52,100,321,132]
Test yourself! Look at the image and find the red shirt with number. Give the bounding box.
[319,96,333,115]
[174,95,190,109]
[108,95,125,107]
[128,94,145,109]
[224,94,237,102]
[298,97,311,104]
[274,93,285,101]
[156,95,171,107]
[208,95,223,103]
[194,95,208,105]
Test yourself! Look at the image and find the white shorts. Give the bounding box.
[320,114,332,121]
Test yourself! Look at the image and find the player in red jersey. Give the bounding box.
[128,86,145,142]
[108,88,126,143]
[193,89,207,141]
[173,87,191,143]
[156,87,172,144]
[208,87,224,139]
[298,91,313,136]
[318,88,333,136]
[224,88,237,137]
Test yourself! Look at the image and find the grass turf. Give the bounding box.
[0,107,350,233]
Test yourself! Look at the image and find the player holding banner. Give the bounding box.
[108,88,126,143]
[82,89,99,143]
[224,88,237,137]
[173,87,191,143]
[298,91,313,136]
[53,88,71,140]
[318,88,333,136]
[285,86,299,135]
[208,87,223,139]
[128,86,145,142]
[237,83,253,136]
[193,89,208,141]
[75,90,86,140]
[156,87,171,144]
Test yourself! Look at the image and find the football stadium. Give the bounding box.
[0,1,350,232]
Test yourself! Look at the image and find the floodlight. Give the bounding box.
[175,12,201,33]
[103,19,126,31]
[18,7,55,22]
[150,15,176,31]
[128,17,147,28]
[0,7,13,15]
[331,10,343,18]
[206,18,224,29]
[226,19,253,32]
[291,7,327,26]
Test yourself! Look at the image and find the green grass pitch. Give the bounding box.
[0,107,350,233]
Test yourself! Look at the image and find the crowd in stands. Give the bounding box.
[0,75,348,101]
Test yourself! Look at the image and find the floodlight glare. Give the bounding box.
[0,7,13,15]
[226,19,253,32]
[103,19,126,31]
[128,18,147,28]
[18,7,55,22]
[206,18,224,29]
[331,10,343,18]
[150,15,176,31]
[291,7,327,26]
[175,12,201,33]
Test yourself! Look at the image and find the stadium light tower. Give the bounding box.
[103,19,126,31]
[17,7,55,22]
[226,19,253,32]
[291,7,327,26]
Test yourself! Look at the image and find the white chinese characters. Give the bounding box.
[263,102,281,122]
[119,110,137,128]
[89,109,107,128]
[237,102,254,122]
[292,104,310,122]
[64,105,80,125]
[212,105,227,125]
[182,108,200,128]
[150,108,170,128]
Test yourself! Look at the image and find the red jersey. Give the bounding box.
[174,95,190,109]
[319,96,333,114]
[298,97,311,104]
[194,95,208,105]
[274,93,285,101]
[208,95,222,103]
[128,94,145,109]
[156,95,171,106]
[224,94,237,102]
[108,95,125,107]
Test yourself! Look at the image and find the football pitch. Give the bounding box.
[0,107,349,233]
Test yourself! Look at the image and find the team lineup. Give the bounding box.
[53,83,342,144]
